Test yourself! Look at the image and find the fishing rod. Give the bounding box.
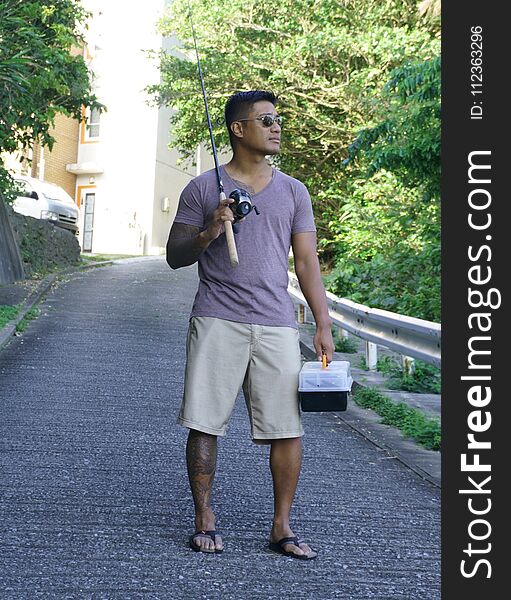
[187,2,239,267]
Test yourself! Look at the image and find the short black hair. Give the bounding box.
[224,90,278,146]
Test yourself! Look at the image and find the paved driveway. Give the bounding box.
[0,258,440,599]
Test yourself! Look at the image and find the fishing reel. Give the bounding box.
[229,188,260,220]
[229,189,260,233]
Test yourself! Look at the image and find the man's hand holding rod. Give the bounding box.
[166,197,238,269]
[216,193,239,267]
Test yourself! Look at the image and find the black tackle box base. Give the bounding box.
[299,390,348,412]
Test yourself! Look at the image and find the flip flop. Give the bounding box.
[268,536,318,560]
[189,530,223,554]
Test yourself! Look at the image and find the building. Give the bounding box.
[70,0,200,255]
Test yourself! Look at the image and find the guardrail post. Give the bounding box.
[365,341,378,371]
[402,355,416,376]
[297,304,306,324]
[339,328,348,339]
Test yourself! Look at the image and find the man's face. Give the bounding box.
[233,100,282,155]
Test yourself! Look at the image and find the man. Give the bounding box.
[166,90,334,559]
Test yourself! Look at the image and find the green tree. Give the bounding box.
[0,0,102,201]
[345,56,440,196]
[326,56,440,320]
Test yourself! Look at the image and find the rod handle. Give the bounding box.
[220,192,239,267]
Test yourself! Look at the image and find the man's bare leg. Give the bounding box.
[269,437,316,558]
[186,429,223,552]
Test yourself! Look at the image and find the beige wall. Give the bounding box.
[31,113,80,199]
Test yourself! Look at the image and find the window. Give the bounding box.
[81,105,101,143]
[87,107,101,138]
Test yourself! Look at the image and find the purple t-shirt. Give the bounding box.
[173,165,316,328]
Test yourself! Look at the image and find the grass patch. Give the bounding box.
[357,356,368,370]
[0,305,20,329]
[15,307,40,333]
[376,355,441,394]
[332,328,359,353]
[1,305,40,333]
[353,386,441,451]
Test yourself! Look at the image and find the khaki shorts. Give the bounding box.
[177,317,303,440]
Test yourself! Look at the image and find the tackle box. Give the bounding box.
[298,360,353,412]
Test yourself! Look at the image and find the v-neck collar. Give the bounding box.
[221,165,276,197]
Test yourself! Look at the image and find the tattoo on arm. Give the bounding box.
[166,223,209,269]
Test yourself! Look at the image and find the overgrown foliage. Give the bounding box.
[0,0,102,200]
[332,329,359,354]
[148,0,440,320]
[345,57,440,195]
[353,386,441,451]
[327,56,440,320]
[376,355,441,394]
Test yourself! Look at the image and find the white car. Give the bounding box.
[12,176,79,235]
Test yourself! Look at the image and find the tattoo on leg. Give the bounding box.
[186,430,217,512]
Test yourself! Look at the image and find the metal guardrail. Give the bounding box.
[287,272,441,368]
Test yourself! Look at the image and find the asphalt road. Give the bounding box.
[0,257,440,600]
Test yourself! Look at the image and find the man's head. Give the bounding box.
[224,90,281,154]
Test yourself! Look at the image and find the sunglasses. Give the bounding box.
[237,114,283,127]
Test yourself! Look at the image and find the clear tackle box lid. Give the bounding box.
[298,360,353,392]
